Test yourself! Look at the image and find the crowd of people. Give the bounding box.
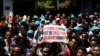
[0,12,100,56]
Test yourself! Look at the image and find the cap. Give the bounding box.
[73,26,80,31]
[89,26,99,31]
[27,29,34,34]
[34,21,40,26]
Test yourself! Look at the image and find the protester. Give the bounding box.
[86,52,94,56]
[76,46,87,56]
[92,45,100,56]
[68,37,77,56]
[0,11,100,56]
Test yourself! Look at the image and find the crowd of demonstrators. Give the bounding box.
[0,12,100,56]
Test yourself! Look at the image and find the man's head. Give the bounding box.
[41,20,45,27]
[92,45,100,55]
[41,46,50,56]
[10,45,22,56]
[86,52,94,56]
[76,46,86,56]
[69,38,77,47]
[5,31,12,39]
[81,32,88,40]
[89,39,97,46]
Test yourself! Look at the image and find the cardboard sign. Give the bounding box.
[8,11,13,23]
[9,11,13,17]
[42,25,67,42]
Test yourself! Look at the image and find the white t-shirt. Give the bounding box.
[86,47,91,52]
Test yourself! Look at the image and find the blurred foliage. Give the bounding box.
[59,0,70,8]
[38,0,71,9]
[38,0,53,10]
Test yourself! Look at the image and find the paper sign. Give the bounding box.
[42,25,67,42]
[9,11,13,17]
[8,11,13,23]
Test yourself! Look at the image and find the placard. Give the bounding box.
[42,25,67,42]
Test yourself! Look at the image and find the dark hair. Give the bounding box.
[86,52,94,56]
[89,35,97,41]
[51,42,62,56]
[41,20,45,24]
[82,32,88,37]
[14,36,24,46]
[90,39,97,43]
[69,37,76,41]
[0,38,5,48]
[76,46,87,54]
[10,44,22,49]
[10,44,22,52]
[94,45,100,48]
[89,35,99,44]
[92,29,100,35]
[41,45,51,56]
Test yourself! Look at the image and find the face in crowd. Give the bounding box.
[41,47,50,56]
[86,52,94,56]
[69,38,77,47]
[81,33,88,40]
[5,31,12,39]
[10,45,22,56]
[76,47,86,56]
[26,51,33,56]
[5,31,12,46]
[92,46,100,56]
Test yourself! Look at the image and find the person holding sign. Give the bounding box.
[42,25,68,43]
[34,20,45,41]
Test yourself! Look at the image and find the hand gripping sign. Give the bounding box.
[42,25,68,43]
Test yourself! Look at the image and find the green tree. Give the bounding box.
[38,0,73,10]
[38,0,53,10]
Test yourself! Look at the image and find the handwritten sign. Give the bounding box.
[8,11,13,23]
[42,25,67,42]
